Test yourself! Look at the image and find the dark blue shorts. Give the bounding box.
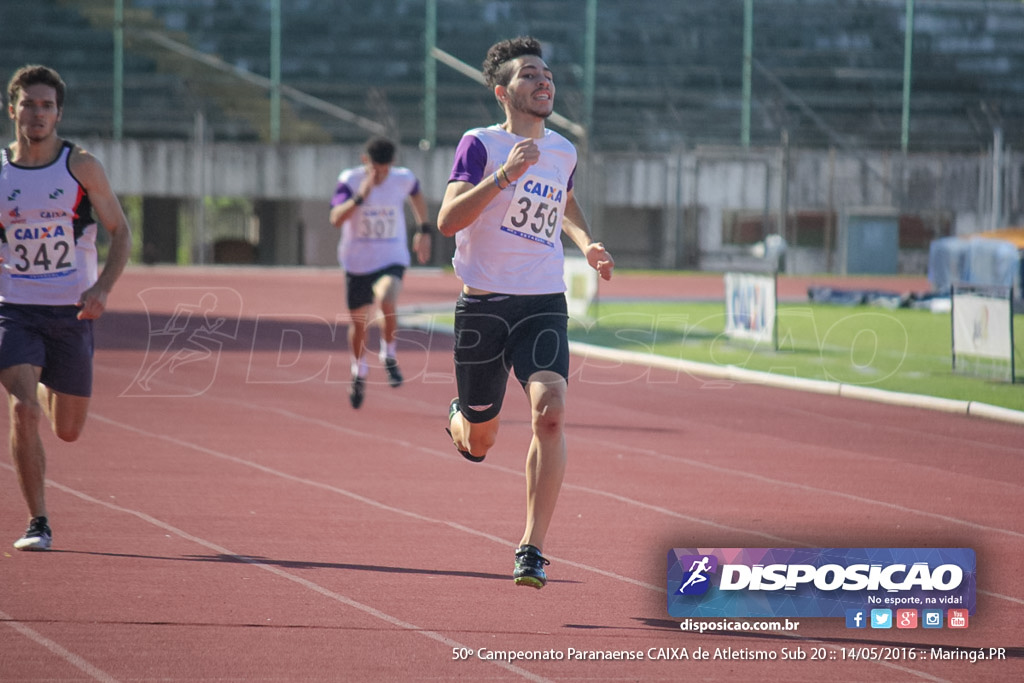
[453,292,569,423]
[345,264,405,310]
[0,303,94,397]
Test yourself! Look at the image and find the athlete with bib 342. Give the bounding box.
[0,65,132,551]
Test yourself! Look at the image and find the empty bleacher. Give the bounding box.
[0,0,1021,153]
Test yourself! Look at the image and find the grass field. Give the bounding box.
[571,300,1024,413]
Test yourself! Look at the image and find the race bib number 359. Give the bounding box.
[500,174,566,248]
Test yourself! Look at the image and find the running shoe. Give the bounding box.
[445,398,484,463]
[513,544,550,588]
[13,516,52,551]
[384,357,403,388]
[349,376,366,409]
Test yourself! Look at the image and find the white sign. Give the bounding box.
[564,256,598,321]
[952,293,1012,360]
[724,272,777,347]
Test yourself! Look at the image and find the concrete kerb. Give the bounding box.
[400,313,1024,427]
[569,341,1024,426]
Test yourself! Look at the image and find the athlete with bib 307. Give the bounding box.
[437,37,614,588]
[0,65,132,551]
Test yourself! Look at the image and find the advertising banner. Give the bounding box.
[668,547,976,620]
[724,272,776,348]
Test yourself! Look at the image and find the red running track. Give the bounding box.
[0,266,1020,682]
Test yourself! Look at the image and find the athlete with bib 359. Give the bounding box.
[437,37,614,588]
[0,65,132,551]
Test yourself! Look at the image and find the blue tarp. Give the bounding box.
[928,236,969,293]
[928,236,1022,296]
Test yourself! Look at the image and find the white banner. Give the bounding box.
[564,256,598,321]
[952,293,1012,360]
[724,272,776,346]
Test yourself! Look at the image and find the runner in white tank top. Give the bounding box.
[0,141,99,305]
[437,37,614,589]
[329,136,431,409]
[0,65,132,551]
[447,124,576,295]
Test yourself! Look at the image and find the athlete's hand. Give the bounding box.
[413,231,431,264]
[503,138,540,181]
[76,285,109,320]
[356,173,376,201]
[586,242,614,281]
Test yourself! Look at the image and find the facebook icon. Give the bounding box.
[845,609,867,629]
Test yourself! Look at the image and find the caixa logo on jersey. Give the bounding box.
[667,548,976,619]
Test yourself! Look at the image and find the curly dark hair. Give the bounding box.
[482,36,544,88]
[7,64,65,110]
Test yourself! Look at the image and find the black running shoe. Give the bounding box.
[384,357,403,388]
[513,544,550,588]
[445,398,485,463]
[349,376,366,409]
[13,516,52,551]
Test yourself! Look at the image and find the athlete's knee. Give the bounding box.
[529,379,567,436]
[465,420,499,456]
[49,396,89,442]
[348,317,369,334]
[532,400,565,438]
[10,396,43,431]
[53,421,85,443]
[467,434,495,457]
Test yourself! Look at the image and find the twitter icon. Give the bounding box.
[870,609,893,629]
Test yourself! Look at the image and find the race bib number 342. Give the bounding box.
[7,220,77,279]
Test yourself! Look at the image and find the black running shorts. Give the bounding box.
[345,264,405,310]
[452,291,569,423]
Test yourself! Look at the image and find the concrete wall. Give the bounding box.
[81,138,1023,272]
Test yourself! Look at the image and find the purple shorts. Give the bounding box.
[0,303,94,397]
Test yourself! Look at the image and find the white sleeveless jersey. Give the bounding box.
[333,166,419,274]
[0,142,99,305]
[447,126,576,295]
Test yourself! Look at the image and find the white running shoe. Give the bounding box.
[13,517,52,551]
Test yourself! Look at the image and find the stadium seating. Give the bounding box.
[0,0,1021,152]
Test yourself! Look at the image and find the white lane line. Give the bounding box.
[190,391,1024,542]
[5,472,551,683]
[0,608,121,683]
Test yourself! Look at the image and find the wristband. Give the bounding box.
[500,165,511,185]
[493,170,506,190]
[352,194,364,206]
[419,222,432,234]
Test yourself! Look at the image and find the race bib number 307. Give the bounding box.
[355,206,399,240]
[500,174,566,248]
[7,220,77,279]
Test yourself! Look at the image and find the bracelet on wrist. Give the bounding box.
[353,194,364,206]
[419,222,432,235]
[500,165,511,185]
[492,170,506,190]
